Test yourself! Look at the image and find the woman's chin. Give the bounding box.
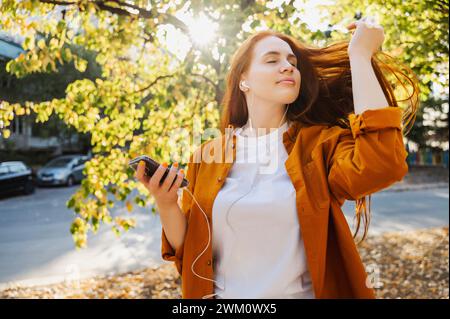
[273,89,299,103]
[275,95,299,105]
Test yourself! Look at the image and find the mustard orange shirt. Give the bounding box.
[161,106,408,299]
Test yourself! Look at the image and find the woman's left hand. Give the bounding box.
[346,16,385,59]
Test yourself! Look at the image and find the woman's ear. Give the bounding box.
[240,80,250,91]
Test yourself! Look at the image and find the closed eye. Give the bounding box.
[267,60,297,67]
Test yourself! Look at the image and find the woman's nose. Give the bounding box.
[280,62,294,73]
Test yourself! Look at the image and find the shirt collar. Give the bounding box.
[223,121,300,163]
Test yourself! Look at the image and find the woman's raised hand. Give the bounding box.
[346,16,385,59]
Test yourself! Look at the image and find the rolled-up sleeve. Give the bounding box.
[328,106,409,201]
[161,152,198,276]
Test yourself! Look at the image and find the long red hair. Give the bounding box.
[220,30,419,244]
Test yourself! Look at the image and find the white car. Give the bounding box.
[37,155,89,186]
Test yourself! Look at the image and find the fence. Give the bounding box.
[407,149,449,168]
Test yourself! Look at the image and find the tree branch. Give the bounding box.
[38,0,189,34]
[39,0,77,5]
[136,74,175,93]
[100,0,154,19]
[134,74,176,109]
[37,0,221,103]
[190,73,217,89]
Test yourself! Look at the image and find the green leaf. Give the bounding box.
[74,57,87,72]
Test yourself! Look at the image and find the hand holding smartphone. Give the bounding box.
[129,155,189,188]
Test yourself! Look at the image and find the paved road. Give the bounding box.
[342,186,449,235]
[0,184,448,289]
[0,186,164,289]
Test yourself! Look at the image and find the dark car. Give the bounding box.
[36,155,89,186]
[0,161,35,196]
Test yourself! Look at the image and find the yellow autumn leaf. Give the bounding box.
[2,129,11,138]
[37,39,46,50]
[126,201,133,212]
[15,107,25,115]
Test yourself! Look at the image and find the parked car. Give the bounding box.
[37,155,89,186]
[0,161,35,196]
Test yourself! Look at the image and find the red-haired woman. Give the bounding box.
[136,17,418,299]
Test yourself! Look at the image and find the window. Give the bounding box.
[9,163,26,173]
[78,157,88,166]
[45,158,73,168]
[11,117,24,135]
[0,166,9,175]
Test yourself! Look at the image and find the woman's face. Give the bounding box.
[241,36,301,105]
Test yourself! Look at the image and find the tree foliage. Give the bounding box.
[0,0,447,247]
[320,0,449,148]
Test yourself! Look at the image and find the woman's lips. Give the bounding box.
[277,80,295,85]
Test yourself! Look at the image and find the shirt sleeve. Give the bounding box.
[327,106,409,201]
[161,152,198,276]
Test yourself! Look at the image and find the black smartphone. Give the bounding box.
[129,155,189,188]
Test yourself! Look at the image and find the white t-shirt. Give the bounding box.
[211,121,315,299]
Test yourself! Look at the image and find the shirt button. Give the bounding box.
[217,177,222,182]
[207,260,212,266]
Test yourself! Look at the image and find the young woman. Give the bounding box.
[136,17,418,299]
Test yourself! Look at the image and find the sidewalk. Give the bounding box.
[385,181,449,192]
[385,165,448,192]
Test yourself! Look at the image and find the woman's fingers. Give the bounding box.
[169,169,185,195]
[137,160,183,201]
[148,162,168,190]
[135,161,148,183]
[347,16,381,31]
[346,21,357,30]
[161,162,179,192]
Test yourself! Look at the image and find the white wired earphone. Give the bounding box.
[181,79,290,299]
